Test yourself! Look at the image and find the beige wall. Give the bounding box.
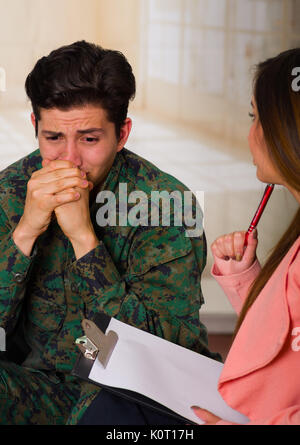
[138,0,300,148]
[3,0,299,148]
[0,0,143,109]
[0,0,100,106]
[96,0,142,109]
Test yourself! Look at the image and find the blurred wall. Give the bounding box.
[96,0,142,109]
[0,0,100,107]
[1,0,299,142]
[95,0,300,149]
[138,0,300,148]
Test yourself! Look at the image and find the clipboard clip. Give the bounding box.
[75,319,118,368]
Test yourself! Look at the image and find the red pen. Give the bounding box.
[244,184,275,247]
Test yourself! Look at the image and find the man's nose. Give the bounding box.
[60,141,82,167]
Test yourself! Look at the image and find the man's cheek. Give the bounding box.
[40,146,60,161]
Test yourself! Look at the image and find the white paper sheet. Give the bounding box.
[89,318,249,424]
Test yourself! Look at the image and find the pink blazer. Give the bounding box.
[211,235,300,425]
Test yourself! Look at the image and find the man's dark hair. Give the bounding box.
[25,40,136,138]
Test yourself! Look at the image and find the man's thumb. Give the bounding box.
[42,159,51,167]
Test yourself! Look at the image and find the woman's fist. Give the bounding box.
[211,230,258,276]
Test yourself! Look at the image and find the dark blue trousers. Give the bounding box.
[78,389,186,425]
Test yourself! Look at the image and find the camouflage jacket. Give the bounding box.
[0,147,217,376]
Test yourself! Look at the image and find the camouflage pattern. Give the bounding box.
[0,361,80,424]
[0,147,220,425]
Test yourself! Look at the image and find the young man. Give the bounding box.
[0,41,219,425]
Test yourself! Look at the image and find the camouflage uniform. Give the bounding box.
[0,148,219,425]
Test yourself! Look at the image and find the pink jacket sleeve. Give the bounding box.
[214,242,300,425]
[211,259,262,315]
[216,405,300,425]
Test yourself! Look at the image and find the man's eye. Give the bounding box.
[83,137,99,143]
[46,136,60,141]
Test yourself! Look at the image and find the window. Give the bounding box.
[139,0,300,141]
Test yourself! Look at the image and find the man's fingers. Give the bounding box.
[54,190,81,205]
[33,167,86,184]
[42,159,76,170]
[32,189,80,211]
[36,159,78,179]
[30,176,89,195]
[56,180,93,196]
[42,159,51,168]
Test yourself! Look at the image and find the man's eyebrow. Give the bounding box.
[41,130,63,136]
[77,128,104,135]
[41,128,104,136]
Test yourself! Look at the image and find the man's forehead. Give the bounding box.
[39,105,109,127]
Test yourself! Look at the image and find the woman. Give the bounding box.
[192,48,300,425]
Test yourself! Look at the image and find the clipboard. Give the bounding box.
[71,312,190,423]
[71,312,249,425]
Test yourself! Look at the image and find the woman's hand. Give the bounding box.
[211,230,258,276]
[191,406,221,425]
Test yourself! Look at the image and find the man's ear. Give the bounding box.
[30,112,38,137]
[30,112,36,128]
[117,118,132,152]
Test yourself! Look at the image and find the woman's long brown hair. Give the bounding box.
[233,48,300,336]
